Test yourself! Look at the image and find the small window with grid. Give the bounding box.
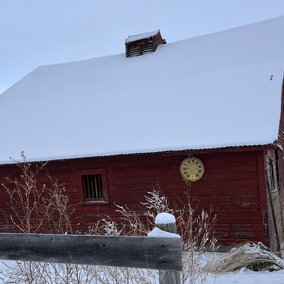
[80,169,108,203]
[82,174,103,199]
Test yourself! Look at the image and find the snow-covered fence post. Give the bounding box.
[148,212,181,284]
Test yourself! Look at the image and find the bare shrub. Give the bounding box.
[99,189,217,284]
[115,203,150,236]
[0,153,86,284]
[140,189,217,284]
[1,152,73,234]
[0,154,158,283]
[209,242,284,273]
[1,155,216,284]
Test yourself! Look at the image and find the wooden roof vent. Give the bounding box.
[125,30,166,57]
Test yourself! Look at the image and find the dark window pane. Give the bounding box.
[82,174,103,200]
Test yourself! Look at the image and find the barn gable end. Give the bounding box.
[1,17,284,249]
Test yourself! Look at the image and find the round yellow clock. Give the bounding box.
[180,157,204,182]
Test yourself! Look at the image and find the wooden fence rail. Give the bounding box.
[0,233,182,272]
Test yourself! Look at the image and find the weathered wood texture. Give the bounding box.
[0,233,182,270]
[265,150,283,252]
[158,221,181,284]
[275,82,284,251]
[0,147,271,246]
[159,270,181,284]
[125,31,166,57]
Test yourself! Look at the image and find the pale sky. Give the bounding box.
[1,0,284,94]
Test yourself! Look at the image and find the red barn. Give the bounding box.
[0,19,284,250]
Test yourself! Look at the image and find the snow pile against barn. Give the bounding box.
[0,16,284,163]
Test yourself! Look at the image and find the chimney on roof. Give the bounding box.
[125,30,166,57]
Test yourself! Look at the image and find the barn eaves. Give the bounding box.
[125,30,166,57]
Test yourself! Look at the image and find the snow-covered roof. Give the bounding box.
[1,17,284,164]
[125,30,160,43]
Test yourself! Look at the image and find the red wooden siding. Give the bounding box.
[0,148,269,246]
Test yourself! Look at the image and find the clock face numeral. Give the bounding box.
[180,157,204,182]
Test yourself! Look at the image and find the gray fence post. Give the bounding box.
[156,213,181,284]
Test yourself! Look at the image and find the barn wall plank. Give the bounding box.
[0,149,267,245]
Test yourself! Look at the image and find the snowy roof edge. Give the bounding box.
[0,143,274,166]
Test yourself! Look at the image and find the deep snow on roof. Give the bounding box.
[1,17,284,164]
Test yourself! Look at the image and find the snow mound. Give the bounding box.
[155,212,176,224]
[147,227,180,239]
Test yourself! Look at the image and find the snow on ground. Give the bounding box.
[1,257,284,283]
[209,269,284,284]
